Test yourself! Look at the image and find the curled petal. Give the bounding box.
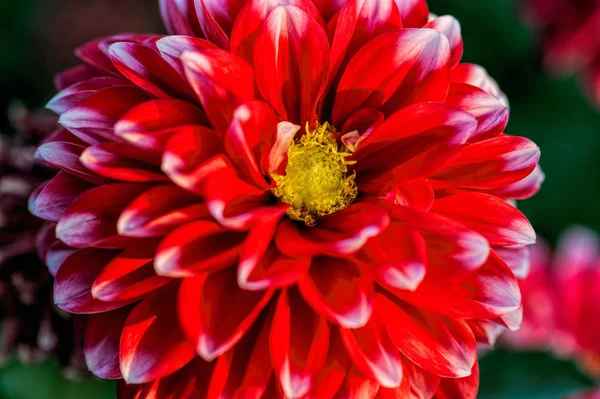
[271,288,329,399]
[29,172,93,222]
[155,35,218,76]
[394,0,428,28]
[406,361,441,399]
[34,142,107,185]
[451,63,508,107]
[54,64,98,91]
[387,178,435,212]
[482,164,545,200]
[178,268,273,361]
[268,121,301,176]
[341,314,404,388]
[253,4,330,124]
[159,0,203,36]
[299,257,373,328]
[433,361,479,399]
[120,284,196,384]
[47,77,131,114]
[155,221,245,277]
[424,16,462,68]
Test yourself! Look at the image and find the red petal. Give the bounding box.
[193,0,248,49]
[225,101,277,189]
[268,121,301,176]
[433,361,479,399]
[310,328,351,399]
[120,284,196,384]
[406,361,440,399]
[299,257,373,328]
[34,141,107,185]
[92,242,170,302]
[54,248,134,314]
[76,34,156,75]
[482,164,545,200]
[271,288,329,398]
[352,103,475,194]
[445,83,508,142]
[118,184,210,238]
[364,223,427,291]
[155,35,218,77]
[159,0,203,36]
[431,135,540,190]
[28,172,93,222]
[387,178,434,212]
[56,184,150,249]
[341,314,403,388]
[394,0,428,28]
[312,0,346,21]
[374,293,476,378]
[230,0,324,65]
[115,99,208,151]
[80,142,167,183]
[85,306,132,379]
[161,126,225,194]
[58,86,149,144]
[431,192,536,246]
[424,16,463,68]
[451,63,508,107]
[333,28,450,125]
[390,205,490,273]
[54,64,98,91]
[329,0,402,96]
[109,42,193,99]
[182,48,255,134]
[275,202,390,257]
[47,77,131,114]
[155,221,245,277]
[239,212,310,290]
[375,364,411,398]
[494,245,531,280]
[253,4,330,124]
[333,366,381,399]
[178,268,273,361]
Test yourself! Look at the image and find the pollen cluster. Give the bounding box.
[272,122,357,226]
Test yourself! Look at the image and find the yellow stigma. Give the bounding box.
[272,122,357,226]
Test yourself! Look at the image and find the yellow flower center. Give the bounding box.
[272,122,357,226]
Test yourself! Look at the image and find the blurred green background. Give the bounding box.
[1,0,599,398]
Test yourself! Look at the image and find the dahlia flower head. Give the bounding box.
[505,227,600,378]
[31,0,543,397]
[521,0,600,108]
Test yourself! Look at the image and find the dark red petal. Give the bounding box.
[310,328,352,399]
[178,268,273,361]
[54,248,134,314]
[109,42,194,99]
[329,0,402,96]
[275,202,390,257]
[45,240,77,277]
[85,306,132,379]
[271,288,329,398]
[406,361,441,399]
[58,86,149,144]
[161,126,225,194]
[155,35,218,76]
[433,361,479,399]
[431,192,536,246]
[155,221,245,277]
[341,313,403,388]
[375,293,476,378]
[390,205,490,273]
[445,83,508,142]
[353,103,475,194]
[482,165,545,200]
[120,284,196,384]
[159,0,203,36]
[299,257,373,328]
[239,212,309,290]
[56,184,149,249]
[424,16,463,68]
[451,63,508,107]
[92,242,170,302]
[253,4,330,124]
[182,48,255,134]
[333,366,381,399]
[118,184,209,238]
[80,142,167,183]
[34,141,107,185]
[394,0,428,28]
[114,99,208,152]
[193,0,248,49]
[364,223,427,291]
[28,172,93,222]
[230,0,324,65]
[225,101,277,189]
[76,34,156,75]
[47,77,131,114]
[400,251,521,320]
[312,0,346,21]
[333,29,450,125]
[430,135,540,190]
[54,64,98,91]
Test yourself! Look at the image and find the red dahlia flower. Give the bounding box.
[31,0,542,397]
[521,0,600,108]
[505,228,600,377]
